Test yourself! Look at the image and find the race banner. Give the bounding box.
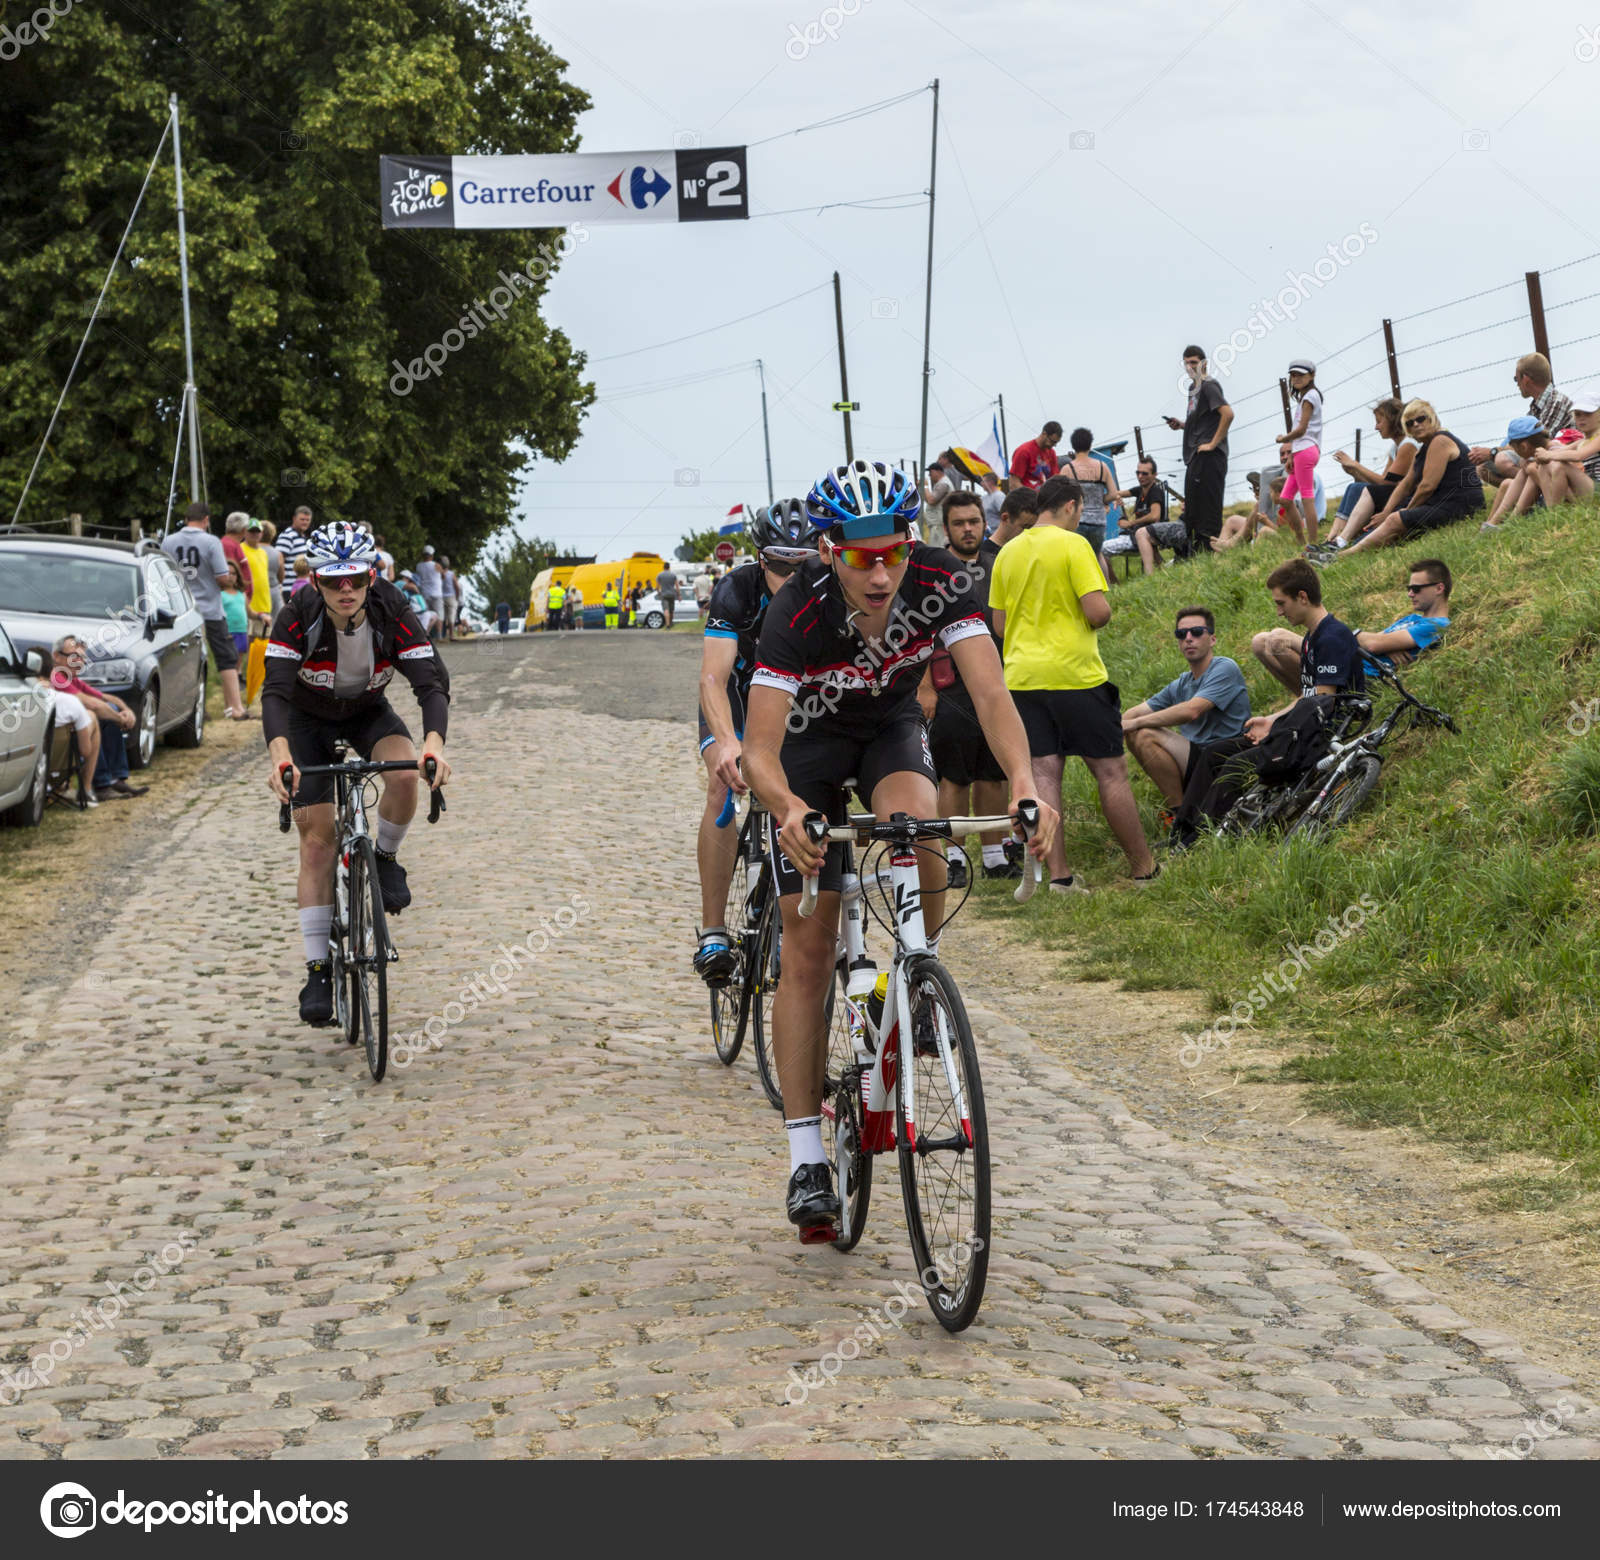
[379,148,748,229]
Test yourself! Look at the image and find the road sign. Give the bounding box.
[832,400,860,411]
[713,540,736,564]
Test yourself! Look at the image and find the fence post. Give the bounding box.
[1382,318,1401,400]
[1279,378,1292,433]
[129,516,143,544]
[1134,425,1145,462]
[1355,428,1362,465]
[1526,271,1550,367]
[68,512,83,536]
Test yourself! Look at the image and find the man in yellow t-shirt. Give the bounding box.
[240,516,274,708]
[988,474,1156,890]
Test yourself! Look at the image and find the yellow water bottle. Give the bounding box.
[867,971,889,1031]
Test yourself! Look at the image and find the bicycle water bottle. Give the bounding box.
[840,870,878,999]
[866,970,889,1031]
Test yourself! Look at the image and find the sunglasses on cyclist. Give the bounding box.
[1174,625,1210,640]
[832,539,912,571]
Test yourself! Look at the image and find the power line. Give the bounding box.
[591,283,828,363]
[747,87,930,148]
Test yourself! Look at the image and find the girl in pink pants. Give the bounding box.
[1276,359,1323,546]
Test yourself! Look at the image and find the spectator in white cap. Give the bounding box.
[1274,359,1323,547]
[1527,385,1600,508]
[414,545,444,639]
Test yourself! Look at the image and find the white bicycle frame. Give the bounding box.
[800,814,1040,1159]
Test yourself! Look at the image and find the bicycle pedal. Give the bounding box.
[797,1220,839,1246]
[386,947,400,964]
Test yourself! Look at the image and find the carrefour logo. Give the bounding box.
[606,165,670,210]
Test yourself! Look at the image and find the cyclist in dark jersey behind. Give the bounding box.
[694,499,815,982]
[741,461,1058,1240]
[263,523,452,1026]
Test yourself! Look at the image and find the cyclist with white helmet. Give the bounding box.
[741,461,1057,1240]
[694,501,817,983]
[263,523,452,1026]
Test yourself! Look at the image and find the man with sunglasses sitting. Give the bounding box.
[741,461,1057,1242]
[263,523,453,1026]
[693,500,815,983]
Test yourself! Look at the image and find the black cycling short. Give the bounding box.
[286,699,411,809]
[204,616,239,672]
[767,708,937,897]
[697,679,746,754]
[928,684,1004,787]
[1013,682,1124,759]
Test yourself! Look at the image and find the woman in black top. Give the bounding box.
[1343,399,1483,554]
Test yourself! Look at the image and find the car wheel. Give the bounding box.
[3,717,53,828]
[128,684,159,770]
[168,664,206,749]
[643,611,665,630]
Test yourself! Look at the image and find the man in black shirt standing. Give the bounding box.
[920,490,1016,884]
[1165,345,1233,551]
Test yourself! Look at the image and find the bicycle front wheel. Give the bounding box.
[1288,754,1382,839]
[896,958,990,1332]
[711,844,754,1065]
[748,895,785,1111]
[347,837,390,1082]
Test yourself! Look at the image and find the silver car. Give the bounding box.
[0,621,53,827]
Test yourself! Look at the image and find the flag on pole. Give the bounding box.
[725,504,743,517]
[975,414,1003,477]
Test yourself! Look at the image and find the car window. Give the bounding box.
[0,551,140,616]
[152,558,192,612]
[0,622,15,664]
[142,558,177,615]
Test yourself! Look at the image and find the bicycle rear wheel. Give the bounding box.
[896,958,990,1332]
[1289,753,1382,839]
[821,983,871,1252]
[711,841,754,1065]
[748,895,785,1111]
[347,836,390,1082]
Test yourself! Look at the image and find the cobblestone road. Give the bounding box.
[2,634,1596,1459]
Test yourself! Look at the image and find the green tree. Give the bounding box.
[469,529,560,617]
[677,526,754,563]
[0,0,593,573]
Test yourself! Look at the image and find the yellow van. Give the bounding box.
[527,552,666,628]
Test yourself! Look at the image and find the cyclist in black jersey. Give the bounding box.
[694,500,815,982]
[263,524,452,1026]
[741,461,1058,1239]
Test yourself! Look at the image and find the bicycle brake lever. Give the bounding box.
[798,811,829,919]
[422,756,446,823]
[278,801,292,834]
[1012,799,1043,905]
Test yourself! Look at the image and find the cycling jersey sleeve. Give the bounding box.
[703,573,744,641]
[911,549,990,649]
[261,599,309,746]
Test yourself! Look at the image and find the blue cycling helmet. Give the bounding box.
[806,460,921,539]
[305,522,379,578]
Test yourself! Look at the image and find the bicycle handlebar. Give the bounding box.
[796,801,1042,918]
[277,757,446,833]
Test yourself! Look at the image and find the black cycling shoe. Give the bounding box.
[374,850,411,914]
[299,960,335,1026]
[786,1163,840,1243]
[945,855,969,891]
[694,928,738,985]
[982,858,1023,880]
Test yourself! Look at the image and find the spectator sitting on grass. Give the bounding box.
[1340,400,1484,555]
[1171,560,1363,848]
[1467,352,1573,488]
[49,635,148,801]
[1322,397,1420,551]
[1480,417,1553,531]
[1355,558,1451,677]
[1526,385,1600,509]
[1122,606,1250,813]
[1120,457,1189,573]
[989,484,1038,547]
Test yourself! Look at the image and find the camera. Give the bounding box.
[1462,129,1489,151]
[674,468,700,488]
[674,131,700,149]
[1069,130,1095,151]
[869,298,899,320]
[49,1494,96,1531]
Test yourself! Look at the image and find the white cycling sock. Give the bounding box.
[946,845,964,866]
[786,1116,825,1173]
[981,844,1006,868]
[375,815,409,855]
[300,905,333,963]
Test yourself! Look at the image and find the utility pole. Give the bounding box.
[996,392,1009,470]
[757,358,775,507]
[170,93,203,506]
[832,271,854,461]
[917,78,940,477]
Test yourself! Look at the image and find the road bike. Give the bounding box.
[278,750,445,1081]
[708,792,784,1109]
[797,800,1041,1332]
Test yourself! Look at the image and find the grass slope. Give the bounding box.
[975,503,1600,1205]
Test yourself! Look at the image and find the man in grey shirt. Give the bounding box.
[162,500,249,718]
[414,546,443,639]
[979,471,1005,533]
[656,566,679,629]
[1121,604,1250,808]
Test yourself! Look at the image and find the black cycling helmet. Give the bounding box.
[747,497,810,552]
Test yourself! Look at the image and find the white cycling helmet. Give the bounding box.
[305,522,379,578]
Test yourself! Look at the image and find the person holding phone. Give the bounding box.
[1165,346,1232,551]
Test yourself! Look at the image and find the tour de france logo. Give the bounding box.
[388,163,450,221]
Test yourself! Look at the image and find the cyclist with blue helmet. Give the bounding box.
[741,460,1057,1240]
[264,522,452,1027]
[694,499,816,983]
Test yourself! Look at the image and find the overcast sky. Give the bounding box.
[512,0,1600,558]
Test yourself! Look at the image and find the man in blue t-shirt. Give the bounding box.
[1123,605,1250,807]
[1357,558,1451,676]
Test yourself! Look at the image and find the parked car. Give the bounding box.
[0,621,54,827]
[634,590,667,630]
[0,533,207,769]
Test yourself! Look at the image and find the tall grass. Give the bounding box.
[978,500,1600,1198]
